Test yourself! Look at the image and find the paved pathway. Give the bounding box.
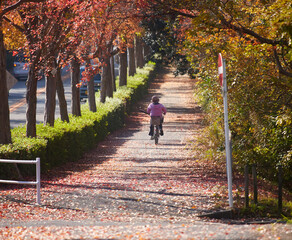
[0,67,291,239]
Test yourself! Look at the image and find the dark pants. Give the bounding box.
[149,116,163,136]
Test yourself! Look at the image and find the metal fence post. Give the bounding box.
[36,157,41,205]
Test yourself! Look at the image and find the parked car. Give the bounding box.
[79,66,101,101]
[13,54,29,81]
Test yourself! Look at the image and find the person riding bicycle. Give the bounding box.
[147,95,167,138]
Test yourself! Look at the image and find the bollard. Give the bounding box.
[252,164,258,205]
[244,165,249,208]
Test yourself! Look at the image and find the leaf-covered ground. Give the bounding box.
[0,67,291,239]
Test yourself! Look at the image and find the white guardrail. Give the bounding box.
[0,158,41,205]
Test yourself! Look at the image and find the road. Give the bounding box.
[8,67,72,129]
[8,64,120,129]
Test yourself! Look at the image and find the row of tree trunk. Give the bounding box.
[0,35,148,145]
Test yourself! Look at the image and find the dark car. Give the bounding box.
[79,66,101,101]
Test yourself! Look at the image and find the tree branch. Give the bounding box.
[151,0,197,19]
[3,16,25,33]
[220,17,285,46]
[1,0,45,17]
[273,47,292,78]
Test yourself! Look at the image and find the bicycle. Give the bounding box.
[151,116,161,145]
[139,108,162,145]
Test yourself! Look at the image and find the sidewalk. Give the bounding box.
[0,67,291,239]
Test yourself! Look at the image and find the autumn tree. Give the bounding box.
[42,2,74,126]
[143,0,292,80]
[65,1,96,115]
[18,2,55,136]
[85,0,143,103]
[0,0,47,144]
[4,1,84,134]
[119,17,143,85]
[69,0,116,106]
[14,1,78,134]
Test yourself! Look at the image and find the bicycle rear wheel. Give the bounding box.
[154,125,159,144]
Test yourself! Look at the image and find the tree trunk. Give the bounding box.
[100,62,107,103]
[0,26,12,144]
[100,57,112,103]
[119,48,127,86]
[86,59,96,112]
[100,44,115,103]
[135,35,145,68]
[128,45,136,76]
[70,58,81,116]
[0,27,21,175]
[56,66,69,122]
[144,44,151,61]
[44,63,57,127]
[105,56,113,98]
[111,55,116,91]
[26,60,39,138]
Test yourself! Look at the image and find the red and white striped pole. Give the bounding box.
[218,53,224,87]
[218,53,233,208]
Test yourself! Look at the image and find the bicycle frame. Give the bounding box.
[151,116,161,145]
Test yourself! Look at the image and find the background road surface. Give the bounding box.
[8,67,72,129]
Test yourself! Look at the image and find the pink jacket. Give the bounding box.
[147,103,167,117]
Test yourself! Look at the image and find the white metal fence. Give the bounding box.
[0,158,41,205]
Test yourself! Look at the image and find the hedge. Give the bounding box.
[0,62,156,178]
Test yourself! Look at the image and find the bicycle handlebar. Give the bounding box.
[139,109,149,115]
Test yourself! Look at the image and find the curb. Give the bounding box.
[198,209,234,219]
